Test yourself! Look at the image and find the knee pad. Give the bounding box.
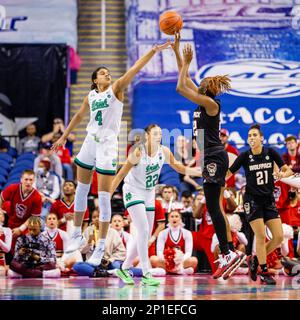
[98,191,111,222]
[74,182,90,212]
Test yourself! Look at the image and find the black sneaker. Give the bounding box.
[247,255,259,281]
[91,266,110,278]
[260,272,276,285]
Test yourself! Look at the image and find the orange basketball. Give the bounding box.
[159,11,183,35]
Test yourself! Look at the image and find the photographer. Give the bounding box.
[8,216,60,278]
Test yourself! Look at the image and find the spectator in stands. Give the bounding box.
[51,132,74,180]
[0,210,12,276]
[35,158,61,221]
[180,191,196,231]
[0,135,9,153]
[8,216,60,278]
[50,180,89,236]
[0,170,42,260]
[17,123,40,155]
[42,118,76,156]
[175,135,202,193]
[150,210,198,274]
[160,185,183,213]
[219,129,239,190]
[34,141,63,179]
[283,135,300,173]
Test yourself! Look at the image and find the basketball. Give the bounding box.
[159,11,183,35]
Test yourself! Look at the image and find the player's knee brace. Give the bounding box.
[98,191,111,222]
[74,182,90,212]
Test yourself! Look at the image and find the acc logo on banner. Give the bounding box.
[195,59,300,98]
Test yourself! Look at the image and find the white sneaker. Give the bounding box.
[65,234,86,253]
[7,269,22,278]
[43,268,61,278]
[182,267,194,275]
[86,245,105,267]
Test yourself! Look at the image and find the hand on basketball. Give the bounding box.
[51,136,67,152]
[182,44,193,64]
[152,40,172,53]
[171,31,180,52]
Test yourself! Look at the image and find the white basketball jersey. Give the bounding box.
[86,86,123,138]
[124,145,165,190]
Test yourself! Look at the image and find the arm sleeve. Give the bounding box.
[0,228,12,253]
[183,230,193,260]
[269,148,285,168]
[156,230,167,259]
[229,152,246,174]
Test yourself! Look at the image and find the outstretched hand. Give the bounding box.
[182,43,193,64]
[152,40,172,53]
[170,31,180,53]
[51,136,67,153]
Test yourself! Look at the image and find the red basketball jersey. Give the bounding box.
[50,199,89,231]
[1,184,42,229]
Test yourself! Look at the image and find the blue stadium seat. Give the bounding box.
[0,166,8,177]
[0,174,7,187]
[9,166,27,176]
[7,147,18,158]
[14,160,34,170]
[8,172,22,181]
[0,153,13,164]
[0,159,11,171]
[16,152,36,162]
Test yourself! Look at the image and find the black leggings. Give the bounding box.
[204,183,229,255]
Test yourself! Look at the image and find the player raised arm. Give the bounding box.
[171,32,198,93]
[112,41,171,99]
[176,44,219,116]
[162,146,201,177]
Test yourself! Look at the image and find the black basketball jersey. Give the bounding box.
[229,147,285,197]
[193,100,223,150]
